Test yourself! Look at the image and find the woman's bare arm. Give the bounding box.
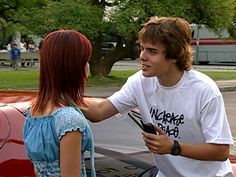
[60,131,82,177]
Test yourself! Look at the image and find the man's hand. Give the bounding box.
[142,126,174,155]
[81,97,118,122]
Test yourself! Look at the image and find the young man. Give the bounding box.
[84,17,234,177]
[10,43,21,70]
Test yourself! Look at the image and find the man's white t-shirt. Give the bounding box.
[108,70,234,177]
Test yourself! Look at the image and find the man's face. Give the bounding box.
[139,41,176,79]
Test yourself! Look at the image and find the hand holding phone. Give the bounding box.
[140,120,157,135]
[128,110,157,135]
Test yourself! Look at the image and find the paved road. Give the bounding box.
[112,59,236,70]
[89,91,236,155]
[1,59,235,154]
[1,58,236,70]
[90,60,236,155]
[223,91,236,154]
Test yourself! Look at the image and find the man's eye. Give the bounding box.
[139,46,144,51]
[149,49,156,54]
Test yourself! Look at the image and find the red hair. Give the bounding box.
[32,29,92,113]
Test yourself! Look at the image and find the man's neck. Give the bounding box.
[158,69,184,87]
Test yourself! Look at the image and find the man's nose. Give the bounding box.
[140,50,147,61]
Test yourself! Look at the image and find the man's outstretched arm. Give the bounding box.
[82,97,118,122]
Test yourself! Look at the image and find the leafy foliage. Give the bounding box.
[1,0,236,76]
[10,0,236,42]
[15,0,105,39]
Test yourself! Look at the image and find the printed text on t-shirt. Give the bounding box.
[150,107,184,138]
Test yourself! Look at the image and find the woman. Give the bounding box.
[23,29,96,177]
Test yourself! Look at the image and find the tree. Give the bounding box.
[103,0,236,76]
[0,0,47,47]
[228,0,236,38]
[14,0,236,77]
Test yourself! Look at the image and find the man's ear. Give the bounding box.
[171,59,178,63]
[166,57,177,63]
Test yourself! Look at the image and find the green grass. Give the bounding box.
[87,70,138,87]
[0,69,235,90]
[0,70,39,90]
[200,70,236,80]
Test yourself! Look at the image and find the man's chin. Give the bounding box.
[141,71,153,77]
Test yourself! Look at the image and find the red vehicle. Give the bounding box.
[0,91,235,176]
[0,92,36,177]
[0,91,156,177]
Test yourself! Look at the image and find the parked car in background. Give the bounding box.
[100,41,137,60]
[101,42,117,58]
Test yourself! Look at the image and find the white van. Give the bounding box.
[191,24,236,64]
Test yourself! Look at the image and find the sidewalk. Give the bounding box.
[85,80,236,98]
[215,80,236,92]
[85,86,121,97]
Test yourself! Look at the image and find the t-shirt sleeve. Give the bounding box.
[108,76,138,114]
[54,107,86,140]
[201,95,233,145]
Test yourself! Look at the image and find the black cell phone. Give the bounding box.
[128,110,157,135]
[140,120,157,135]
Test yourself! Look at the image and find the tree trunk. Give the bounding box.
[89,36,139,77]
